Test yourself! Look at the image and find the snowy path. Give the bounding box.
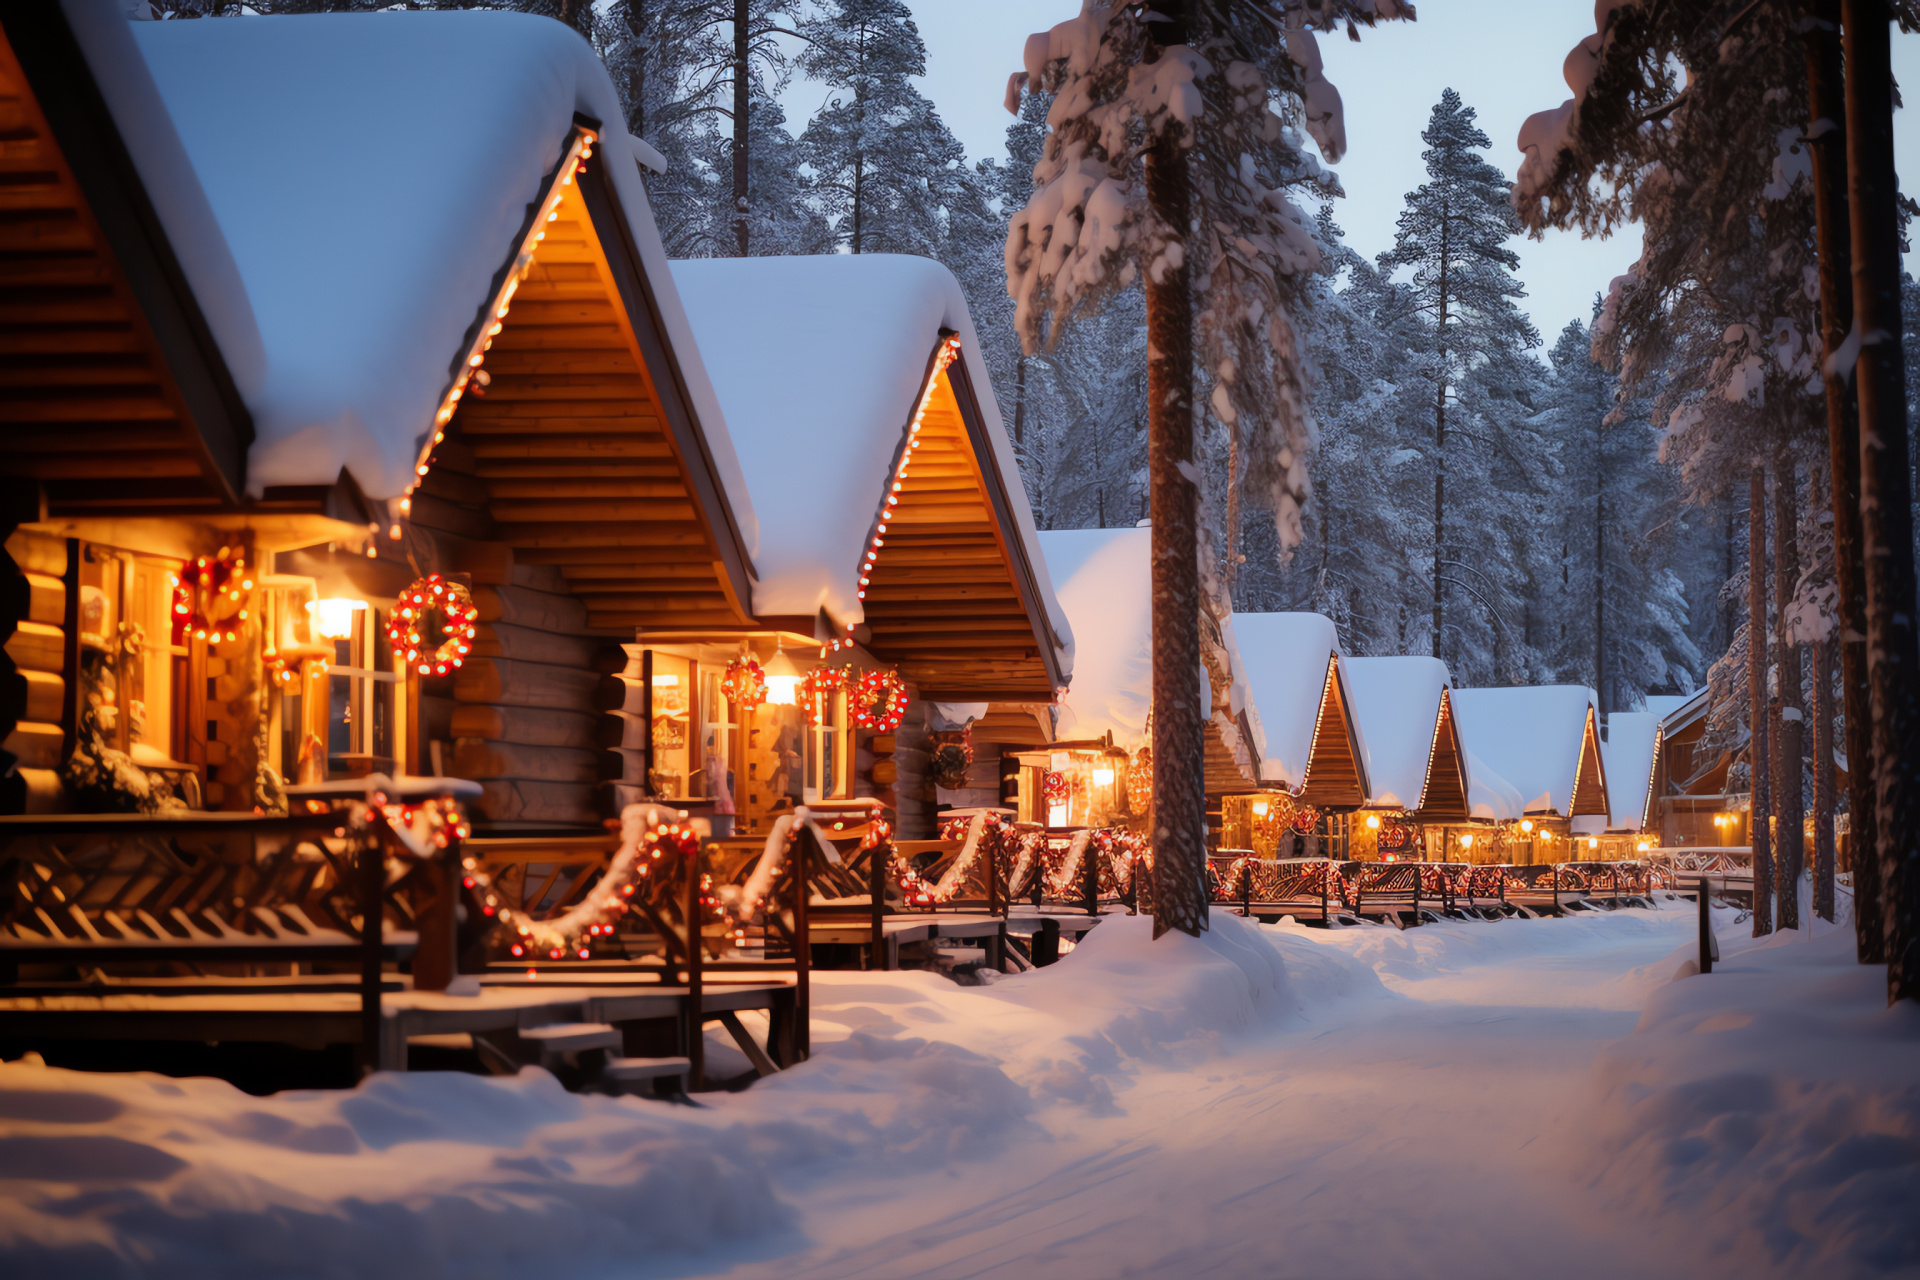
[707,911,1703,1279]
[4,900,1912,1279]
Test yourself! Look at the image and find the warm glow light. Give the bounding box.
[1458,833,1474,849]
[1587,837,1599,850]
[1365,814,1381,830]
[651,674,680,687]
[1636,840,1651,852]
[1252,800,1270,818]
[1092,767,1116,787]
[765,676,801,706]
[308,598,365,641]
[1048,804,1070,827]
[1519,819,1534,834]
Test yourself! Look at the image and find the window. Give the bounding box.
[323,605,395,777]
[803,687,847,801]
[699,668,736,813]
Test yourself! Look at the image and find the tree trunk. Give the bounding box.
[1803,0,1882,958]
[1750,467,1774,936]
[732,0,750,256]
[1814,635,1838,921]
[1142,72,1206,942]
[1842,0,1920,1000]
[1773,463,1805,930]
[1595,417,1606,713]
[1431,224,1448,661]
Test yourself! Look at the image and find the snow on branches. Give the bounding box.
[1004,1,1410,561]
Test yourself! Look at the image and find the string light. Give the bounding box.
[405,129,596,533]
[853,334,961,601]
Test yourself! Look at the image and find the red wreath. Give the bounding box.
[721,657,766,710]
[172,548,250,646]
[1042,771,1071,808]
[849,667,910,731]
[1289,802,1321,835]
[389,574,477,677]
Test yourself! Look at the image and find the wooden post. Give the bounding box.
[412,829,459,992]
[793,822,810,1061]
[1239,860,1251,917]
[684,835,703,1091]
[1410,862,1421,927]
[359,827,384,1073]
[1082,835,1098,917]
[869,819,886,970]
[1698,878,1715,975]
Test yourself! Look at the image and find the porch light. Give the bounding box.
[764,645,802,706]
[1636,840,1651,852]
[308,597,365,641]
[1520,819,1534,834]
[1587,837,1599,850]
[1252,799,1270,817]
[1365,814,1381,830]
[1458,833,1473,849]
[1092,767,1116,787]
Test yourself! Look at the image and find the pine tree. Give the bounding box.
[797,0,984,258]
[1535,320,1701,709]
[1377,90,1541,675]
[1007,0,1411,939]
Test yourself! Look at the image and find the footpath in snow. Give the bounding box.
[1,898,1914,1279]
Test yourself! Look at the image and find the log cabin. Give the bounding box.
[1338,656,1471,861]
[662,254,1073,840]
[1,4,759,832]
[1592,710,1660,858]
[1226,612,1373,858]
[0,0,385,815]
[1447,685,1611,865]
[1025,526,1256,837]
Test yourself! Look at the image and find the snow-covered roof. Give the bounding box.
[91,5,754,538]
[1640,693,1693,723]
[1041,526,1235,750]
[1342,656,1453,811]
[669,255,1068,670]
[1449,685,1606,821]
[1041,528,1152,747]
[1601,711,1660,833]
[1230,613,1359,791]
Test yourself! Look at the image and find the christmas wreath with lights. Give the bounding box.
[172,548,250,646]
[848,667,909,732]
[390,574,477,677]
[721,656,767,710]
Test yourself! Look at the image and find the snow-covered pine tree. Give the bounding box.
[1375,90,1541,676]
[1516,0,1920,980]
[797,0,986,259]
[1006,0,1411,939]
[1535,319,1701,711]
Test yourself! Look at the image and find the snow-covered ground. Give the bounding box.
[3,897,1914,1279]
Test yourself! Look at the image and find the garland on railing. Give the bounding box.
[451,804,697,961]
[899,811,993,905]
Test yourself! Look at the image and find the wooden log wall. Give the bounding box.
[408,440,615,830]
[885,698,935,839]
[2,528,67,811]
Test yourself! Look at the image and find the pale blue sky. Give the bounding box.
[860,2,1920,347]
